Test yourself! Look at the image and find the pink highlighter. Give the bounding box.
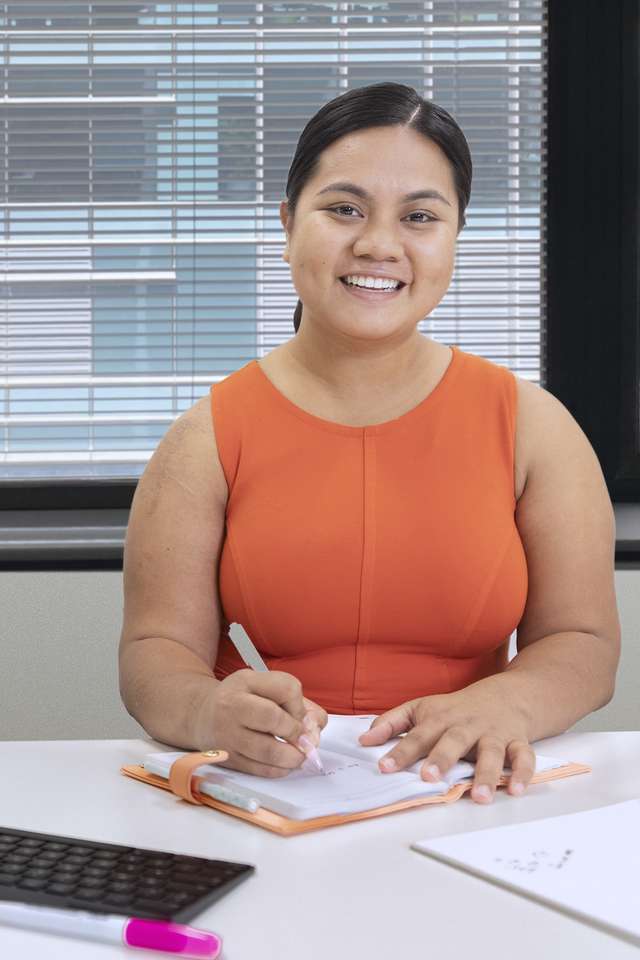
[124,917,222,958]
[0,901,222,959]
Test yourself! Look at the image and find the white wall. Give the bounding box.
[0,569,638,741]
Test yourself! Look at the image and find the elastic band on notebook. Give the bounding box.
[168,750,228,804]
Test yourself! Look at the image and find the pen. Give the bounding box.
[0,900,222,958]
[230,623,325,774]
[204,781,260,813]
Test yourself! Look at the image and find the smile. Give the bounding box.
[339,277,406,300]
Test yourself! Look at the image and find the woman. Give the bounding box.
[119,82,620,804]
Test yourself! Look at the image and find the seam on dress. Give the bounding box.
[351,430,368,711]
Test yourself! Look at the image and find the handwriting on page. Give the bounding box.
[495,849,574,874]
[297,756,361,778]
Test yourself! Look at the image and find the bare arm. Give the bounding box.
[119,395,228,749]
[500,376,621,738]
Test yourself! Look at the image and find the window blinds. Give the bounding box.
[0,1,546,481]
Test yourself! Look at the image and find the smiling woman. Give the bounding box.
[120,82,620,807]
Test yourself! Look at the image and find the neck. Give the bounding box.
[284,322,433,402]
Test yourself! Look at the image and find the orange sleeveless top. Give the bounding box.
[210,345,528,715]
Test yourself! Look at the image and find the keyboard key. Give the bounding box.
[82,866,110,879]
[29,856,57,869]
[78,877,105,889]
[104,893,131,906]
[74,888,104,901]
[19,878,48,890]
[108,881,136,893]
[24,869,51,880]
[47,882,77,895]
[4,853,31,866]
[36,850,64,862]
[66,855,91,867]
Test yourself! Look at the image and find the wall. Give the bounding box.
[0,570,638,741]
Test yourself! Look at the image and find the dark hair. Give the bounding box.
[284,82,472,333]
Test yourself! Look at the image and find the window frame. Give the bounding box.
[545,0,640,507]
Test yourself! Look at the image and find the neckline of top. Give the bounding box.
[251,344,462,436]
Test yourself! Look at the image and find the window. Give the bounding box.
[1,1,546,496]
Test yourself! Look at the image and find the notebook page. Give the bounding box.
[143,750,448,820]
[319,715,570,783]
[412,799,640,946]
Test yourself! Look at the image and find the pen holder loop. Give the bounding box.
[168,750,229,805]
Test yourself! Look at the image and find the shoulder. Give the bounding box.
[513,374,601,499]
[138,394,228,510]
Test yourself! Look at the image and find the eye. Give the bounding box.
[329,204,361,217]
[406,211,438,224]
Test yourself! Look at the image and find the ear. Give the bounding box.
[280,200,290,263]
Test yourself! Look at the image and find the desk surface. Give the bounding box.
[1,732,639,959]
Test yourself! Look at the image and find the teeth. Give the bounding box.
[344,275,400,291]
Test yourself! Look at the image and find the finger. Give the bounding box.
[412,726,476,780]
[505,739,536,797]
[243,670,307,721]
[358,703,414,746]
[376,721,455,773]
[218,751,295,780]
[469,735,507,804]
[303,698,328,730]
[302,699,328,747]
[240,693,303,744]
[231,728,306,772]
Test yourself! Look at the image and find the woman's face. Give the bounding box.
[280,124,460,343]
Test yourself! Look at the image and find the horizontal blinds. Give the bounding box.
[0,0,546,481]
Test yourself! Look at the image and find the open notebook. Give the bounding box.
[137,714,578,822]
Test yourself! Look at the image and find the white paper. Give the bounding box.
[412,798,640,946]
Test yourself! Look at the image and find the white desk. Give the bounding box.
[1,732,639,959]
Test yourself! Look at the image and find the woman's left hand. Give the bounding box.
[358,676,535,803]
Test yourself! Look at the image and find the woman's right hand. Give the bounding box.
[200,669,327,778]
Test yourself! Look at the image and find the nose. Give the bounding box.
[351,216,404,261]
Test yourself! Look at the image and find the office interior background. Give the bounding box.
[0,1,638,740]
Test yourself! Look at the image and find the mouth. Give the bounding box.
[338,277,406,300]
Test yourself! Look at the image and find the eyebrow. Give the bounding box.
[316,180,452,207]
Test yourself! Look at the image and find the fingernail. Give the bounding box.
[305,747,325,775]
[511,781,525,796]
[424,764,440,782]
[380,757,397,772]
[302,713,316,733]
[473,784,492,803]
[297,734,315,754]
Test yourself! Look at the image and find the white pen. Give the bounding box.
[230,623,325,774]
[204,782,260,813]
[0,900,222,958]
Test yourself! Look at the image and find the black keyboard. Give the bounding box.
[0,826,254,923]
